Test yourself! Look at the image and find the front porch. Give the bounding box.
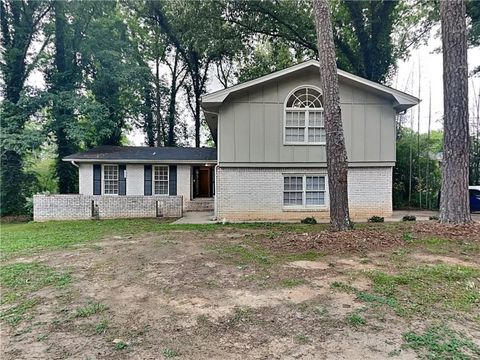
[183,165,215,212]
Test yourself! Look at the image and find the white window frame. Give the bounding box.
[153,165,169,196]
[283,85,326,146]
[283,174,328,209]
[102,164,119,196]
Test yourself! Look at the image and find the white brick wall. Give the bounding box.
[34,195,183,221]
[215,167,392,221]
[79,164,93,195]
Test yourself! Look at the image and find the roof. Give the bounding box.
[63,146,217,164]
[202,59,420,113]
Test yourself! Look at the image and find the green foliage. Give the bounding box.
[401,232,413,242]
[0,262,71,304]
[0,262,71,326]
[394,127,443,209]
[402,215,416,222]
[279,278,306,288]
[95,319,109,334]
[236,39,297,83]
[403,326,480,359]
[227,0,434,83]
[368,265,480,316]
[75,303,108,318]
[162,348,180,358]
[301,217,317,225]
[114,341,128,351]
[368,216,384,223]
[24,197,34,219]
[0,218,171,257]
[346,313,366,327]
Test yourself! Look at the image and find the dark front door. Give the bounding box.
[199,169,210,197]
[193,166,213,198]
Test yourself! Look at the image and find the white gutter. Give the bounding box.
[70,160,79,168]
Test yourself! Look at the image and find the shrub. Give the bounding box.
[301,217,317,224]
[402,215,416,222]
[429,215,439,221]
[368,215,384,223]
[24,197,33,220]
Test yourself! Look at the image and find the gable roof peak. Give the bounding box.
[202,60,419,113]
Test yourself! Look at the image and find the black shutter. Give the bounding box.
[169,165,177,195]
[144,165,152,195]
[118,164,126,195]
[93,164,101,195]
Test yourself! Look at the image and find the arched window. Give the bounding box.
[284,86,325,144]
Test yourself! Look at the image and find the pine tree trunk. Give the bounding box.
[439,0,471,224]
[313,0,352,231]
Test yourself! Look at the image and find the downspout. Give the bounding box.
[70,160,79,168]
[214,164,219,220]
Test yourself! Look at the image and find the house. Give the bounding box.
[33,60,419,222]
[64,146,217,212]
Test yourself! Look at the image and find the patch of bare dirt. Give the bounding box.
[259,229,404,254]
[2,226,478,360]
[410,253,480,267]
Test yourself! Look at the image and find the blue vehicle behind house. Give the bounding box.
[469,186,480,212]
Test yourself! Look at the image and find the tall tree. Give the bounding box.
[313,0,352,231]
[49,0,81,193]
[0,0,51,214]
[164,49,187,146]
[150,0,242,147]
[81,1,149,146]
[439,0,471,224]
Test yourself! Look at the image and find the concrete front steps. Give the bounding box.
[185,198,214,212]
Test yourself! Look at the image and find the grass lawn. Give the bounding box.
[1,219,329,258]
[1,219,479,359]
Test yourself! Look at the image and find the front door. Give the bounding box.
[199,168,211,197]
[193,166,213,198]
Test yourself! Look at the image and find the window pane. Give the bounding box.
[308,128,326,143]
[306,191,324,205]
[104,165,118,195]
[284,176,303,191]
[298,112,305,126]
[286,111,294,126]
[284,192,303,206]
[308,111,324,127]
[286,128,305,142]
[306,176,325,191]
[154,166,169,195]
[284,176,303,206]
[287,88,322,109]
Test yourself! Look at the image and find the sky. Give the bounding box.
[392,27,480,134]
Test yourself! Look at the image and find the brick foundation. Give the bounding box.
[215,167,392,221]
[33,195,183,222]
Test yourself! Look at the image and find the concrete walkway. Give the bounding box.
[172,211,216,224]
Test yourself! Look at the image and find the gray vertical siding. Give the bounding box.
[218,67,396,165]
